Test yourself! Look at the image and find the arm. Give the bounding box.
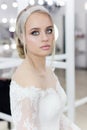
[10,83,39,130]
[60,114,81,130]
[51,72,81,130]
[14,98,37,130]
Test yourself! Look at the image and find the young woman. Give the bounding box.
[10,5,81,130]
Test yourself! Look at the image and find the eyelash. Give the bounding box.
[31,28,53,36]
[46,28,53,34]
[31,31,39,36]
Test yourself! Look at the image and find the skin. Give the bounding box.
[25,12,54,58]
[13,11,56,89]
[24,12,54,72]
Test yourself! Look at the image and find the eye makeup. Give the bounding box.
[30,25,54,36]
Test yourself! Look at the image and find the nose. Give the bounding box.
[41,32,48,42]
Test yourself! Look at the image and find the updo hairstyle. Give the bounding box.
[15,5,53,58]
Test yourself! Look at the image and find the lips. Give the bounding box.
[40,45,51,50]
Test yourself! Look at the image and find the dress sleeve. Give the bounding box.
[10,81,39,130]
[60,114,81,130]
[14,98,38,130]
[51,72,81,130]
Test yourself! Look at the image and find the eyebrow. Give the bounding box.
[30,25,54,31]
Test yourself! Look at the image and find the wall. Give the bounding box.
[52,7,65,54]
[52,0,87,68]
[75,0,87,68]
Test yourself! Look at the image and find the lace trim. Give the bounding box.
[10,79,67,106]
[10,79,60,93]
[10,70,59,92]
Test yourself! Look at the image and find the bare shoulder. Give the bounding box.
[12,64,24,82]
[12,63,35,88]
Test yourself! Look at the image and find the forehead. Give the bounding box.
[25,12,53,28]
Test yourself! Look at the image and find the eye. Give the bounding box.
[46,28,53,34]
[31,31,39,36]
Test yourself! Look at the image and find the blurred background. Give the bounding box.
[0,0,87,130]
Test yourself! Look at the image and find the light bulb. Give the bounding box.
[9,26,15,32]
[1,3,7,10]
[3,44,9,50]
[56,0,66,6]
[47,0,54,6]
[11,43,16,49]
[29,0,35,5]
[2,18,8,23]
[12,1,18,8]
[38,0,44,5]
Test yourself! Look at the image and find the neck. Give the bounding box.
[24,55,47,75]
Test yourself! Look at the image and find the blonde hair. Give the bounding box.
[15,5,55,58]
[16,5,56,70]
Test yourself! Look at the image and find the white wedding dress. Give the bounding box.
[10,73,81,130]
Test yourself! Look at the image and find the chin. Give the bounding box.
[41,51,52,57]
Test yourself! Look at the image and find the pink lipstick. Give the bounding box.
[40,45,50,50]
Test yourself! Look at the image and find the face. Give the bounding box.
[24,12,54,58]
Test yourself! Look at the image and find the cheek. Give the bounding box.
[26,36,37,46]
[50,35,55,43]
[25,36,39,51]
[26,35,36,43]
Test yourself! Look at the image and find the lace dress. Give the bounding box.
[10,73,81,130]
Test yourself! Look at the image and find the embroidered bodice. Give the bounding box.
[10,74,81,130]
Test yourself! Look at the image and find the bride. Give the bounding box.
[10,5,81,130]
